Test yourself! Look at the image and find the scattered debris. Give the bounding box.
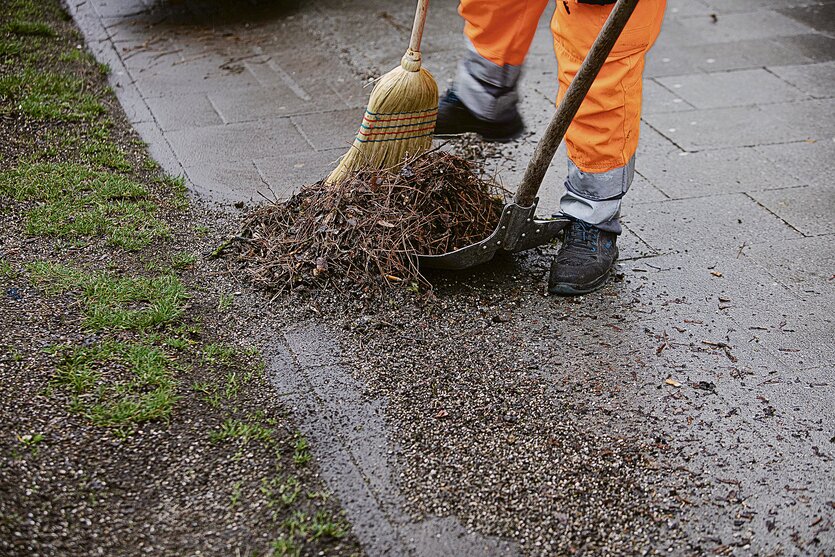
[702,340,738,362]
[692,381,717,393]
[665,378,683,388]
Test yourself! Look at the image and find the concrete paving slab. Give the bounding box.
[728,296,835,370]
[642,79,694,114]
[144,93,222,132]
[644,105,813,151]
[657,68,810,110]
[88,0,148,19]
[778,1,835,35]
[623,193,802,255]
[748,185,835,237]
[638,147,804,199]
[645,33,835,77]
[768,60,835,99]
[624,172,670,205]
[703,0,835,12]
[776,32,835,64]
[254,149,344,199]
[178,159,264,203]
[767,97,835,141]
[666,0,713,17]
[290,109,364,152]
[166,118,310,165]
[637,121,682,156]
[616,227,659,261]
[755,139,835,189]
[207,83,339,124]
[744,236,835,299]
[673,10,814,44]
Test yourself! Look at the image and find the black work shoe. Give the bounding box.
[548,219,618,296]
[435,90,524,142]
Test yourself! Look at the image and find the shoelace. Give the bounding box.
[566,220,598,248]
[561,220,599,262]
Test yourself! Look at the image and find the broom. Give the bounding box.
[326,0,438,184]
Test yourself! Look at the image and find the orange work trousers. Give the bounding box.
[459,0,666,173]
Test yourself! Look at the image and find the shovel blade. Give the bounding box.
[418,199,569,270]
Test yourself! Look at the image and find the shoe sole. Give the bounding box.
[548,270,612,296]
[548,249,619,296]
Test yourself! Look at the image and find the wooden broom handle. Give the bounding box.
[409,0,429,53]
[514,0,639,207]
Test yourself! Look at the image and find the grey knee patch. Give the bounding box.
[454,42,522,121]
[559,157,636,234]
[565,156,635,201]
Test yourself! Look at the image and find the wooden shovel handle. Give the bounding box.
[514,0,640,207]
[409,0,429,53]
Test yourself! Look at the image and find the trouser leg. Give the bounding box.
[455,0,549,121]
[552,0,666,233]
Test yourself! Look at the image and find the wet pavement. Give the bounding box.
[68,0,834,554]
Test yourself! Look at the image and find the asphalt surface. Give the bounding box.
[68,0,835,554]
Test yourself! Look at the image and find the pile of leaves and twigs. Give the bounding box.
[233,151,506,292]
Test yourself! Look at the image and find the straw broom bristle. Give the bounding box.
[326,49,438,184]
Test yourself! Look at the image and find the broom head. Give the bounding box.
[327,49,438,184]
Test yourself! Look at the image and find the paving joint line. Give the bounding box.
[742,192,807,238]
[641,118,687,152]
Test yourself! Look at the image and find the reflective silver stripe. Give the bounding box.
[559,156,635,233]
[454,42,523,121]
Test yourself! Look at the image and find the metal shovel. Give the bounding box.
[419,0,639,270]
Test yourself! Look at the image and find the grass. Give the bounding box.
[209,418,273,445]
[0,259,18,280]
[229,481,243,508]
[17,433,44,447]
[192,381,222,408]
[217,292,234,312]
[4,20,55,37]
[293,434,312,467]
[0,38,23,57]
[271,510,347,554]
[50,341,178,434]
[0,162,168,250]
[27,261,187,331]
[202,343,236,366]
[59,48,109,76]
[171,252,196,270]
[0,69,103,121]
[156,175,189,211]
[262,475,302,511]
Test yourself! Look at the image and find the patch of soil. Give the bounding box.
[0,2,361,555]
